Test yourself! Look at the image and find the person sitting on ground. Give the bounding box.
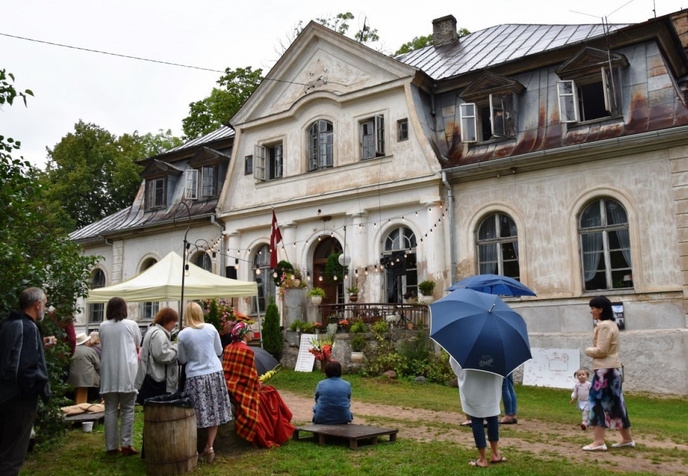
[67,333,101,404]
[312,360,353,425]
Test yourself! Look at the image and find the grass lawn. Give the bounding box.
[20,370,688,475]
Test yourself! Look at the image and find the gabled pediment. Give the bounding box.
[231,21,418,126]
[140,159,183,179]
[556,47,629,78]
[188,147,231,168]
[459,71,525,102]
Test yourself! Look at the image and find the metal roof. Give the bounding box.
[397,23,628,80]
[167,125,235,153]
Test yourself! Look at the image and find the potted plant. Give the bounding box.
[349,319,367,333]
[347,285,359,302]
[350,334,367,363]
[308,287,326,305]
[418,280,436,304]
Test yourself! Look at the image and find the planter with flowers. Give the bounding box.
[418,280,436,305]
[338,319,350,332]
[308,287,326,305]
[347,285,359,302]
[309,334,334,371]
[202,298,241,347]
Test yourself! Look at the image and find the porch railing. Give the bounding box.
[319,303,430,328]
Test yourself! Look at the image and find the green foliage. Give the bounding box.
[307,287,326,298]
[0,68,33,108]
[324,252,346,283]
[1,70,98,447]
[314,12,379,44]
[394,28,471,55]
[418,280,435,296]
[287,319,314,333]
[262,297,283,359]
[349,319,367,333]
[273,260,294,286]
[182,66,263,139]
[350,334,367,352]
[371,319,388,334]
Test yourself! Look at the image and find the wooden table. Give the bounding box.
[292,423,398,450]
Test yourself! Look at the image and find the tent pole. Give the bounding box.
[255,295,264,348]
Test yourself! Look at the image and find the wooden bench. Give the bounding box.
[292,423,398,450]
[64,411,105,426]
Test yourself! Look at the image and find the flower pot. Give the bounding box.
[349,293,358,302]
[350,351,365,364]
[310,296,322,306]
[421,295,434,305]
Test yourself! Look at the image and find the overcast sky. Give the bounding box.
[2,0,685,169]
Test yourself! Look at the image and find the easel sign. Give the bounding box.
[523,348,580,389]
[294,333,317,372]
[612,302,625,330]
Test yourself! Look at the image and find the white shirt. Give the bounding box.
[99,318,141,394]
[450,357,503,418]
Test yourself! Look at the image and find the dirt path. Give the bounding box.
[280,391,688,475]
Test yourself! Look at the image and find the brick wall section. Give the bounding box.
[432,15,457,47]
[671,154,688,313]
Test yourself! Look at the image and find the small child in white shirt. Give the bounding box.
[570,368,592,430]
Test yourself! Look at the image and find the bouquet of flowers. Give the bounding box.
[202,298,235,336]
[309,335,334,362]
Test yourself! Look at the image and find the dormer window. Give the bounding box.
[146,178,166,209]
[556,47,628,123]
[458,72,523,144]
[201,165,217,197]
[185,169,198,200]
[360,115,385,159]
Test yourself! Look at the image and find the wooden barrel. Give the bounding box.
[144,402,198,475]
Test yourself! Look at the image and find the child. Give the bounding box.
[570,368,591,430]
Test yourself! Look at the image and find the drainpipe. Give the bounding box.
[441,171,456,286]
[210,214,225,276]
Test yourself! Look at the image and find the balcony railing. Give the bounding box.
[318,303,430,328]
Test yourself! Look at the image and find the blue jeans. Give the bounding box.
[470,415,499,448]
[502,374,517,415]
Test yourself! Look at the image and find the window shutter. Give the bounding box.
[557,80,579,123]
[601,66,621,115]
[185,169,198,199]
[490,95,506,138]
[274,144,283,178]
[308,123,318,171]
[254,144,265,181]
[361,120,374,159]
[375,115,385,156]
[460,103,477,142]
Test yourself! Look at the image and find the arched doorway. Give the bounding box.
[313,237,342,315]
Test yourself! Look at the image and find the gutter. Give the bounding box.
[210,214,225,276]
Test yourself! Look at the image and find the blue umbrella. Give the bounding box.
[447,274,536,297]
[429,288,532,377]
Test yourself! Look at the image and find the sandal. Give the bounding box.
[499,416,517,424]
[469,459,488,468]
[199,447,215,463]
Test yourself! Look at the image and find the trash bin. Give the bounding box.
[143,393,197,475]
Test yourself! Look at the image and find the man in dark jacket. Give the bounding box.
[0,287,56,476]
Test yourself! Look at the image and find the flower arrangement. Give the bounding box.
[202,298,236,336]
[259,365,281,383]
[313,322,323,329]
[338,319,350,331]
[309,335,334,362]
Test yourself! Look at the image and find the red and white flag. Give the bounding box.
[270,210,282,268]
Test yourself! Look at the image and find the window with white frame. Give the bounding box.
[254,143,283,181]
[146,177,166,209]
[185,169,198,199]
[201,165,217,197]
[308,119,333,171]
[87,269,105,332]
[252,244,276,314]
[193,251,212,271]
[556,48,627,124]
[360,115,385,159]
[460,93,515,143]
[476,213,520,279]
[140,258,159,321]
[382,226,418,303]
[579,197,632,291]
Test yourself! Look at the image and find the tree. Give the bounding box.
[182,66,263,140]
[262,297,283,360]
[1,69,98,447]
[394,28,471,56]
[41,123,181,231]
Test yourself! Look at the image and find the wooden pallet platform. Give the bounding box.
[292,423,398,450]
[64,411,105,425]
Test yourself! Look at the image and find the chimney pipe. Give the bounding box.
[432,15,458,47]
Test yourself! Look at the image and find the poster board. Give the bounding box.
[294,333,317,372]
[612,302,625,330]
[522,348,580,389]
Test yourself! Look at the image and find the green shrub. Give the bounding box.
[349,319,367,333]
[351,334,367,352]
[262,297,283,359]
[371,320,388,334]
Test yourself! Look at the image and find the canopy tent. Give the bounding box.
[87,251,258,302]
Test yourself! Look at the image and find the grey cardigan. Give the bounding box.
[135,324,179,394]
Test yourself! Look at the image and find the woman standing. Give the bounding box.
[177,302,232,463]
[582,295,635,451]
[135,307,179,404]
[99,297,142,456]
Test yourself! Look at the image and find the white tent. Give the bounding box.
[87,251,258,302]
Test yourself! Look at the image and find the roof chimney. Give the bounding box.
[432,15,458,47]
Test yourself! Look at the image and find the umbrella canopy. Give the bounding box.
[429,288,532,377]
[252,346,279,376]
[447,274,536,297]
[86,251,258,302]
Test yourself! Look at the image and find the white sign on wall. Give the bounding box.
[523,348,580,389]
[294,333,317,372]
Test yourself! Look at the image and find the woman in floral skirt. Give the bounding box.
[178,302,232,462]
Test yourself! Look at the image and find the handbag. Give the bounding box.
[136,328,168,405]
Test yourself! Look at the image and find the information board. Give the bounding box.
[294,333,317,372]
[522,348,580,389]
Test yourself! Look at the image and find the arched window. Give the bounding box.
[253,245,276,314]
[87,269,106,332]
[308,119,333,171]
[382,226,417,303]
[476,213,520,279]
[193,251,212,271]
[141,258,159,320]
[579,197,632,291]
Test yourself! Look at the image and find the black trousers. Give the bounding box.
[0,393,39,476]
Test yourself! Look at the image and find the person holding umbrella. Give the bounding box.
[450,358,507,467]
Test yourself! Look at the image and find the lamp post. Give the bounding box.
[176,200,192,323]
